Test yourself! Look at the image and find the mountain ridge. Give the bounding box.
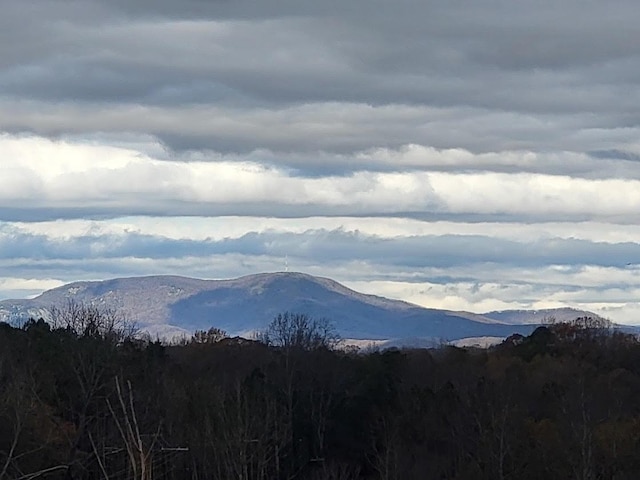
[0,272,602,342]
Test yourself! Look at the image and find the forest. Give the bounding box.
[1,306,640,480]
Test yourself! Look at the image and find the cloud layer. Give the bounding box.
[1,0,639,324]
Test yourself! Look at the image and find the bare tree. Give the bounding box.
[50,300,136,343]
[256,313,341,478]
[48,301,136,477]
[191,327,228,344]
[104,377,162,480]
[257,312,339,351]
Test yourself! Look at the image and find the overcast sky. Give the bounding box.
[2,0,640,323]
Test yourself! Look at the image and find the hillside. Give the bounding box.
[0,272,600,341]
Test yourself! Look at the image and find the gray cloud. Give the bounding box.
[2,226,639,271]
[2,0,640,156]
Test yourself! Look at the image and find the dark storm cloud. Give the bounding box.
[1,0,640,158]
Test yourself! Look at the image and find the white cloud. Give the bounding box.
[430,172,640,217]
[2,134,640,220]
[11,217,640,245]
[0,277,65,299]
[344,276,640,324]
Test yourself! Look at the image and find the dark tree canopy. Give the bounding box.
[0,312,638,480]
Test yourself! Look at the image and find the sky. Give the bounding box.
[1,0,640,323]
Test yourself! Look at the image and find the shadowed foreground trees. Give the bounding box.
[1,311,640,479]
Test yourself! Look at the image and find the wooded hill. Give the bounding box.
[0,306,639,480]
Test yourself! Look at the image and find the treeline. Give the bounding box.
[1,308,640,479]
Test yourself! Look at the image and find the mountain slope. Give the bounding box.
[0,272,596,341]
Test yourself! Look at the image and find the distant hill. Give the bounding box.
[481,307,599,325]
[0,272,603,342]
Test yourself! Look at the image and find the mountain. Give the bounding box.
[481,307,598,325]
[0,272,600,342]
